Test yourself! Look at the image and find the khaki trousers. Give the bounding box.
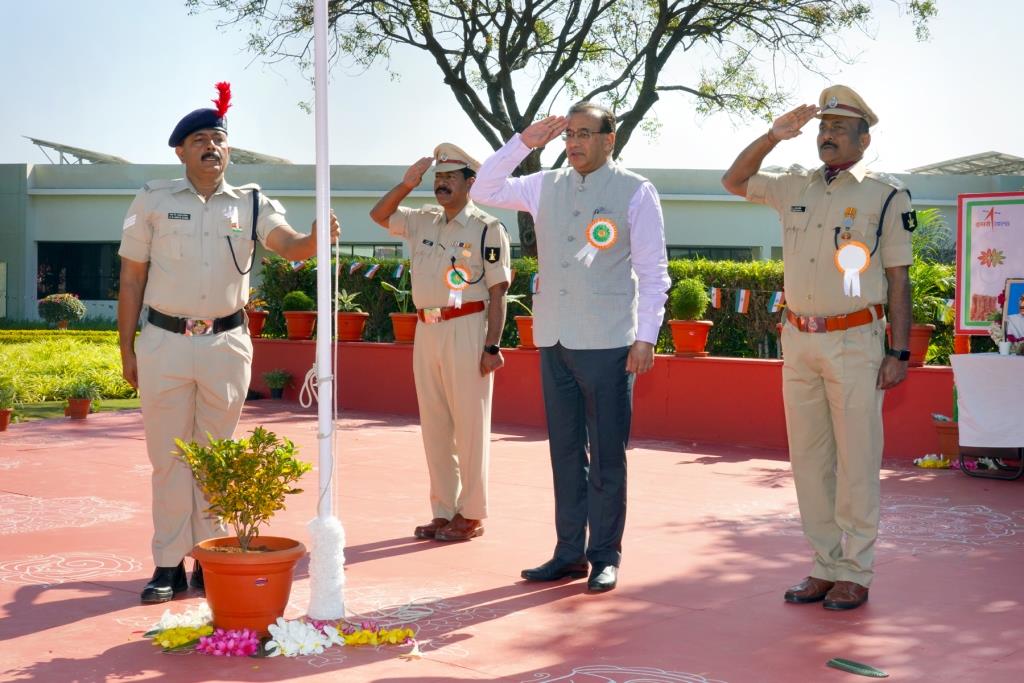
[412,309,492,521]
[136,323,252,567]
[781,317,885,587]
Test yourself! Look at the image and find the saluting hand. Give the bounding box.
[402,156,434,190]
[770,104,819,141]
[521,116,568,149]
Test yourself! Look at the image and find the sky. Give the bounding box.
[2,0,1022,173]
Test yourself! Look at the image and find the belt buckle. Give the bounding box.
[184,318,216,336]
[422,307,442,324]
[805,316,825,333]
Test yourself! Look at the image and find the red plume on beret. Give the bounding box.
[212,82,232,117]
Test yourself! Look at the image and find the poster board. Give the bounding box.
[955,192,1024,335]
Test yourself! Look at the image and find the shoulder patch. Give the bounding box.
[901,210,918,232]
[867,172,905,190]
[484,246,501,264]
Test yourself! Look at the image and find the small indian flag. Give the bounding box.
[393,263,405,279]
[735,289,751,314]
[364,263,381,279]
[709,287,722,309]
[768,291,785,313]
[348,261,364,275]
[530,273,540,294]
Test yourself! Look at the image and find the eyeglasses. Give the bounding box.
[560,128,610,141]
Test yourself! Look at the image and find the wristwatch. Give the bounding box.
[886,348,911,361]
[484,344,500,356]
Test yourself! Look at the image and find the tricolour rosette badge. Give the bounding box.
[575,218,618,267]
[445,266,471,308]
[834,241,870,297]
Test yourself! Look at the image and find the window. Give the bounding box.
[667,246,758,261]
[334,243,403,259]
[37,242,120,300]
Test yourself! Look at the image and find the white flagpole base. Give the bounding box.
[306,515,346,620]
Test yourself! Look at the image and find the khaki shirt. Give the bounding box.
[389,201,512,309]
[747,160,913,317]
[118,178,288,318]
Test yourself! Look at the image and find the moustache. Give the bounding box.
[201,152,221,162]
[819,142,837,150]
[434,186,452,194]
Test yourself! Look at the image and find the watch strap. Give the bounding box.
[886,348,911,361]
[484,344,500,355]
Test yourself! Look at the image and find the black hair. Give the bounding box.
[460,168,476,180]
[857,118,870,136]
[567,101,615,133]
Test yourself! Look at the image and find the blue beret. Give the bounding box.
[168,108,228,147]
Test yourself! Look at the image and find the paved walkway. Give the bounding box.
[1,404,1021,682]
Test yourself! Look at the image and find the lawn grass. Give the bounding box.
[10,398,141,423]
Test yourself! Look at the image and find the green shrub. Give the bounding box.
[0,336,135,403]
[66,379,102,400]
[0,330,119,345]
[37,293,87,324]
[0,381,16,409]
[262,369,292,390]
[669,278,710,321]
[335,289,364,313]
[282,290,315,311]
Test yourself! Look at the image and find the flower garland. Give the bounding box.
[913,453,951,469]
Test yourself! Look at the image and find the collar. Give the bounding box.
[436,200,476,228]
[819,158,868,184]
[178,177,237,198]
[570,159,613,184]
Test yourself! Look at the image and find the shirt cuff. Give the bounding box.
[745,173,770,204]
[118,238,150,263]
[636,318,662,345]
[880,245,913,268]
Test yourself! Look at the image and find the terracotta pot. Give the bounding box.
[389,312,418,343]
[191,536,306,636]
[669,320,714,357]
[56,320,69,330]
[933,419,959,459]
[953,334,971,355]
[65,398,91,419]
[0,408,11,431]
[283,311,317,340]
[888,323,935,367]
[246,310,268,338]
[336,311,369,341]
[515,316,536,349]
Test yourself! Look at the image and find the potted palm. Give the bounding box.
[64,379,101,419]
[335,289,369,342]
[261,369,292,399]
[381,268,416,343]
[898,260,954,366]
[245,288,269,338]
[38,292,87,330]
[175,427,311,636]
[506,294,535,349]
[668,278,713,357]
[0,381,15,432]
[282,290,317,340]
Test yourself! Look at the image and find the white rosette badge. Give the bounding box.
[575,218,618,267]
[834,241,870,297]
[445,266,471,308]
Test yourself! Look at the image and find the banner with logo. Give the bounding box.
[956,192,1024,334]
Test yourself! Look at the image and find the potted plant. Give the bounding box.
[335,289,369,342]
[668,278,713,357]
[64,379,101,419]
[175,427,311,636]
[381,267,417,343]
[0,381,15,432]
[282,290,317,340]
[245,287,269,338]
[897,260,954,366]
[507,294,536,349]
[262,369,292,399]
[38,292,87,329]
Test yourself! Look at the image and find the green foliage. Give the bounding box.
[0,317,117,331]
[37,293,87,324]
[506,294,533,317]
[380,268,412,313]
[66,379,102,400]
[0,380,16,409]
[335,289,364,313]
[261,369,292,390]
[0,330,119,344]
[0,336,135,403]
[909,260,955,325]
[282,290,316,312]
[668,278,710,321]
[245,287,268,312]
[175,427,312,552]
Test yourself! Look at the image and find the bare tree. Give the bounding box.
[188,0,936,253]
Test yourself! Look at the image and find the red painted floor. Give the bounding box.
[1,404,1021,682]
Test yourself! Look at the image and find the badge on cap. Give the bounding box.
[439,153,449,162]
[828,95,838,108]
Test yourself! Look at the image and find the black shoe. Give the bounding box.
[587,563,618,592]
[141,562,187,604]
[190,561,204,591]
[521,557,589,582]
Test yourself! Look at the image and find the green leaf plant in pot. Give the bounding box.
[381,267,417,343]
[0,380,16,431]
[335,288,369,342]
[38,292,87,329]
[261,368,292,400]
[668,277,713,357]
[245,287,269,338]
[506,293,536,349]
[175,427,312,635]
[64,379,101,419]
[282,290,316,340]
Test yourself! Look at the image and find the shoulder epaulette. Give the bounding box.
[142,179,178,192]
[788,164,810,176]
[867,172,905,190]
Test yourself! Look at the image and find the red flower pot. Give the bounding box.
[669,320,714,357]
[246,310,268,338]
[336,311,369,341]
[389,312,417,343]
[515,316,536,349]
[283,311,317,340]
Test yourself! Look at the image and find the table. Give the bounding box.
[950,353,1024,480]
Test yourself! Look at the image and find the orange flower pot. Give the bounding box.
[389,312,418,343]
[0,408,11,431]
[669,320,714,357]
[246,310,268,338]
[888,323,935,367]
[283,311,317,340]
[65,398,91,419]
[336,311,369,341]
[515,316,536,349]
[191,536,306,636]
[933,419,959,459]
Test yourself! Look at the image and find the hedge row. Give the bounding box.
[0,330,120,345]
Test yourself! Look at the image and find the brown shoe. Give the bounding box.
[823,581,869,610]
[435,513,484,542]
[784,576,835,604]
[413,517,450,540]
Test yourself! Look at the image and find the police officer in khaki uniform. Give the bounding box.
[118,83,339,603]
[723,85,914,610]
[370,143,511,542]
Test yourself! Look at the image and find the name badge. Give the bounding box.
[168,212,191,220]
[790,206,806,213]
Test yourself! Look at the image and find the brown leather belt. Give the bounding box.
[785,304,884,333]
[417,300,485,324]
[148,308,245,336]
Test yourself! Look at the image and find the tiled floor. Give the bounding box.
[1,404,1021,682]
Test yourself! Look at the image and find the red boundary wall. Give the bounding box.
[251,340,954,461]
